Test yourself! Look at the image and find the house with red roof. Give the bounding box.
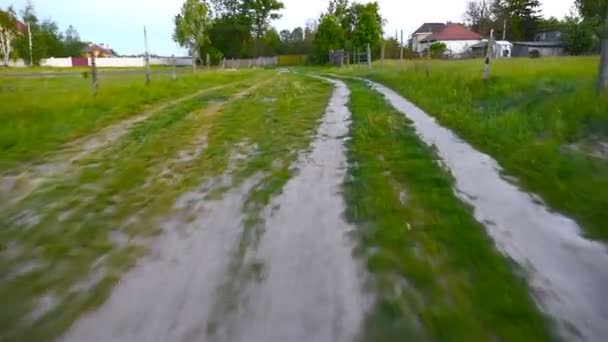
[84,42,118,58]
[418,23,483,57]
[411,23,446,54]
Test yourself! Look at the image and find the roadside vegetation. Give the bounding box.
[0,70,261,170]
[337,57,608,242]
[344,79,552,341]
[0,71,332,341]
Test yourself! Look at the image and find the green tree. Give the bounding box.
[290,27,304,42]
[430,41,447,58]
[63,25,85,57]
[245,0,284,56]
[464,0,494,36]
[562,12,598,55]
[313,14,344,63]
[576,0,608,92]
[495,0,541,40]
[173,0,212,65]
[351,2,383,56]
[0,6,18,66]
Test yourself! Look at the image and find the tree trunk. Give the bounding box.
[597,29,608,93]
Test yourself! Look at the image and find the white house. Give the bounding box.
[418,23,483,57]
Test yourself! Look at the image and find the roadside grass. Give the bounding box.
[335,57,608,242]
[0,69,262,170]
[344,79,552,341]
[0,72,332,341]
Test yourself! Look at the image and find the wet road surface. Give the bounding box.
[367,80,608,342]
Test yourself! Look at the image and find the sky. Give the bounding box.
[1,0,575,56]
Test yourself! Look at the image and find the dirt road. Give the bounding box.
[61,78,368,342]
[368,80,608,342]
[210,78,368,342]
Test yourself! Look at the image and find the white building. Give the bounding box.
[470,40,514,58]
[418,23,483,57]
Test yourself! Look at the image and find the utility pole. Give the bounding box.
[206,53,210,71]
[27,22,33,66]
[484,29,494,81]
[172,54,177,80]
[400,30,404,63]
[192,49,197,71]
[503,20,507,41]
[143,26,151,85]
[381,41,385,68]
[426,28,431,78]
[90,52,98,96]
[366,43,372,70]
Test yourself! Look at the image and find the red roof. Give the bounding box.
[421,23,482,42]
[16,20,27,34]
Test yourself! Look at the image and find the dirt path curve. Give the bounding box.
[367,80,608,342]
[213,77,368,342]
[0,81,240,207]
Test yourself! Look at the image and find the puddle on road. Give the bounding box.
[213,78,369,342]
[367,80,608,342]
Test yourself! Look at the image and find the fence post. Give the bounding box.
[381,41,385,68]
[400,30,404,64]
[367,43,372,70]
[483,29,494,81]
[172,54,177,80]
[143,26,151,85]
[192,50,197,71]
[91,54,98,96]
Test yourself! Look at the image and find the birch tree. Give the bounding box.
[173,0,212,67]
[576,0,608,92]
[0,7,18,67]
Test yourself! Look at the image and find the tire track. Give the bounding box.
[212,77,369,342]
[0,81,243,207]
[367,79,608,342]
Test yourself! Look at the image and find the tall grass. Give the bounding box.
[339,57,608,241]
[0,70,260,170]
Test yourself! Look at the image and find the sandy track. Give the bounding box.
[59,176,260,342]
[212,77,368,342]
[0,82,240,207]
[60,77,367,342]
[367,80,608,342]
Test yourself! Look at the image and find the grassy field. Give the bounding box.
[0,69,262,170]
[344,79,551,341]
[0,71,332,341]
[333,57,608,242]
[3,60,599,340]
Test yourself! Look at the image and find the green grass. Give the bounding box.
[0,69,261,170]
[0,71,332,341]
[333,57,608,242]
[344,79,552,341]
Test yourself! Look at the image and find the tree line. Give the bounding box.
[0,3,86,66]
[173,0,384,64]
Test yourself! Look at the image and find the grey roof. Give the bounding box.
[512,41,564,47]
[413,23,446,35]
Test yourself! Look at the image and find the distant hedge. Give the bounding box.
[277,55,307,66]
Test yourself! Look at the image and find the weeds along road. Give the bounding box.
[0,68,606,342]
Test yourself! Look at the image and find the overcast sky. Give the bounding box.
[2,0,575,56]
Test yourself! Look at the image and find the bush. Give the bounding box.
[529,50,541,58]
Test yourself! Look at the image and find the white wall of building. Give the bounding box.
[442,40,481,55]
[41,57,73,67]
